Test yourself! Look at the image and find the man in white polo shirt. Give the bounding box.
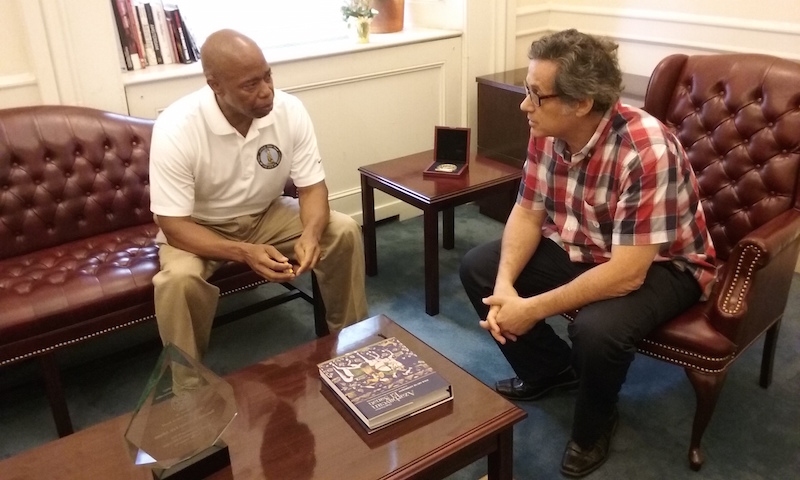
[149,29,368,361]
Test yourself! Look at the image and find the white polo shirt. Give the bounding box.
[149,86,325,222]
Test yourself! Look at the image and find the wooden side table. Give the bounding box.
[359,151,522,315]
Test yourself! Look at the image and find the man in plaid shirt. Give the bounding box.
[460,29,715,477]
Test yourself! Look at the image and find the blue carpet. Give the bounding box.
[1,203,798,479]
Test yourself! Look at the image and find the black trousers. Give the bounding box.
[459,238,701,447]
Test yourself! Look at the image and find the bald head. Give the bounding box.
[201,29,264,82]
[199,29,275,129]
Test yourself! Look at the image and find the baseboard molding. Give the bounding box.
[349,199,421,226]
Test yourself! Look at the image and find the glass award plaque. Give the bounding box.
[124,343,238,479]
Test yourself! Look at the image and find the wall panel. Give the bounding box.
[0,74,41,108]
[1,1,31,75]
[515,3,800,76]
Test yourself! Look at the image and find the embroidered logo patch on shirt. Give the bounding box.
[257,144,282,169]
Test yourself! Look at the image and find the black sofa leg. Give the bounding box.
[39,353,74,437]
[760,319,781,388]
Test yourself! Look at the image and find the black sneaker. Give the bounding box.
[495,367,579,401]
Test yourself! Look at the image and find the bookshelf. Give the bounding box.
[109,1,200,73]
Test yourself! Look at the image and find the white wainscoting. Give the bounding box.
[513,4,800,75]
[0,73,40,108]
[287,64,447,220]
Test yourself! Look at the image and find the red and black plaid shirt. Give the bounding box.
[518,102,717,299]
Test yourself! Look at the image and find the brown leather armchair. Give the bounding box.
[622,53,800,469]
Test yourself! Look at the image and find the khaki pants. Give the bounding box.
[153,197,368,360]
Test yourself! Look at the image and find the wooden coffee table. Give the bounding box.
[0,315,527,480]
[359,151,521,315]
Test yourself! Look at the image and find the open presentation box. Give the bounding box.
[423,126,471,178]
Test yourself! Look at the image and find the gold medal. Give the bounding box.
[434,163,458,173]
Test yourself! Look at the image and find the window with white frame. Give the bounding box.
[171,0,348,49]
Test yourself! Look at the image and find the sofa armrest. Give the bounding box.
[712,208,800,340]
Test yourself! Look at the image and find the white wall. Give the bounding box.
[10,0,128,111]
[513,0,800,75]
[0,0,41,106]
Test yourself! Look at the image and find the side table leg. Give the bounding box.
[443,207,455,250]
[360,175,377,276]
[487,427,514,480]
[423,209,440,315]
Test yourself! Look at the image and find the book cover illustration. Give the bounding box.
[318,337,451,425]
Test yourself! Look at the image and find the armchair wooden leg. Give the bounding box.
[760,319,781,388]
[311,271,329,337]
[685,368,728,471]
[39,353,74,437]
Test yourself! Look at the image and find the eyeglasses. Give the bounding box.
[523,81,560,106]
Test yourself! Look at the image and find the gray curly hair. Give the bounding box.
[528,29,623,113]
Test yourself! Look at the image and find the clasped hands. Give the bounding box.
[242,235,320,282]
[480,285,540,344]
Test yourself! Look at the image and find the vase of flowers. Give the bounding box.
[341,0,378,43]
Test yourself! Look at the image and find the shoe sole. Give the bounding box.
[497,378,580,401]
[560,458,608,478]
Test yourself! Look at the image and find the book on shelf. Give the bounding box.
[164,4,192,64]
[124,0,146,69]
[318,336,453,432]
[150,0,176,64]
[133,3,158,66]
[113,1,199,70]
[110,0,152,70]
[184,16,201,62]
[167,4,200,62]
[110,0,135,70]
[142,2,164,64]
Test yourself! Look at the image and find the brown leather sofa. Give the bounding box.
[0,105,327,438]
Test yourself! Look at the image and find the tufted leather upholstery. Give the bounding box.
[0,105,327,438]
[645,54,800,261]
[564,53,800,470]
[0,106,158,360]
[0,107,153,259]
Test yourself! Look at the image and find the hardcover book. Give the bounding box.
[142,3,164,64]
[150,0,176,65]
[110,0,134,71]
[165,5,192,64]
[134,3,158,66]
[123,0,146,69]
[318,337,452,432]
